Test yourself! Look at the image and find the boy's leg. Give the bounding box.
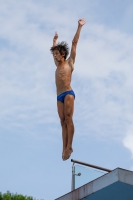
[63,94,74,160]
[57,101,68,159]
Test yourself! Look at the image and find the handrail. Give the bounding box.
[71,159,111,172]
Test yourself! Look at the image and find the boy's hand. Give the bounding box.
[78,19,86,26]
[53,32,58,41]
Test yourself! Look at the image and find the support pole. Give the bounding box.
[71,162,75,191]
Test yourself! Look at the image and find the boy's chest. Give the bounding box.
[55,65,71,78]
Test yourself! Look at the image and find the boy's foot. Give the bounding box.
[63,147,73,161]
[62,149,65,160]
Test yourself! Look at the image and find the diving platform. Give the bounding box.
[55,167,133,200]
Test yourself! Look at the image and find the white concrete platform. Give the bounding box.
[55,168,133,200]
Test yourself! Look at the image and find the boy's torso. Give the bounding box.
[55,59,74,96]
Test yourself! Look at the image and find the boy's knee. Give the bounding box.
[60,118,65,126]
[65,115,73,124]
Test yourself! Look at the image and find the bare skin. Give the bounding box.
[52,19,86,160]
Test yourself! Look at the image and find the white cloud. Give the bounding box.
[0,0,133,146]
[123,127,133,159]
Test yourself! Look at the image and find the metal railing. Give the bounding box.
[71,159,112,191]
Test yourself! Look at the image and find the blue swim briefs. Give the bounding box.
[57,90,75,103]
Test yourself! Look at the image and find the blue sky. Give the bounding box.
[0,0,133,199]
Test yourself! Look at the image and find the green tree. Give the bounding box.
[0,192,34,200]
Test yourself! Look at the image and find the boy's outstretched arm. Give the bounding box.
[53,32,58,47]
[69,19,86,64]
[52,32,58,66]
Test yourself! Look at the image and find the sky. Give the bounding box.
[0,0,133,199]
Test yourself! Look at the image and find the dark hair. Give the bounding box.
[50,41,69,59]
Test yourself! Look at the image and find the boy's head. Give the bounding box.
[50,42,69,60]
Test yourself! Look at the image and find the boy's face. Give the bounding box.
[53,49,64,62]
